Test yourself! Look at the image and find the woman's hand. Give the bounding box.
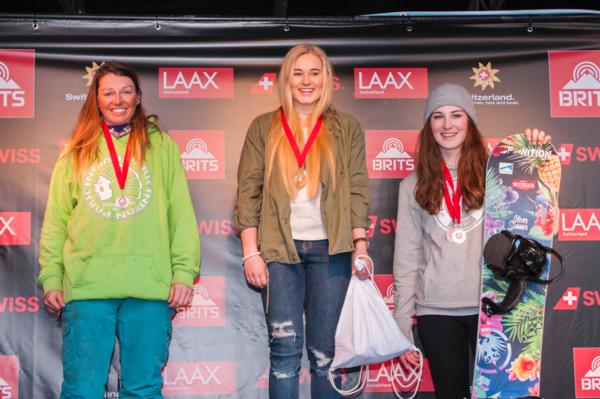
[399,349,421,369]
[525,128,551,145]
[44,290,65,314]
[168,283,194,309]
[352,238,372,280]
[244,255,269,288]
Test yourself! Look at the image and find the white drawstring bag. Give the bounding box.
[329,256,422,398]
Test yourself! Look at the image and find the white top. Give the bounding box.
[290,184,328,240]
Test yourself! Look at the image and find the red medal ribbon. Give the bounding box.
[441,160,461,225]
[101,120,132,190]
[280,109,323,168]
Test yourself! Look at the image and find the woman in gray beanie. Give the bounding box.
[392,83,550,398]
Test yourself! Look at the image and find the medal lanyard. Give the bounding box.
[280,109,323,168]
[441,160,461,225]
[101,120,132,190]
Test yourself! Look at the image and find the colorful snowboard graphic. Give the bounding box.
[472,134,561,398]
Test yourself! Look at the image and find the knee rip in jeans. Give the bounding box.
[309,347,332,372]
[271,369,297,380]
[270,320,296,341]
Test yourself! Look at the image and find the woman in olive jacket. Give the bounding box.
[234,44,370,399]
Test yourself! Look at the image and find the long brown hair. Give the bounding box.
[414,117,488,215]
[265,44,336,198]
[64,62,153,177]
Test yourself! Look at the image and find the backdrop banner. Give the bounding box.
[0,14,599,398]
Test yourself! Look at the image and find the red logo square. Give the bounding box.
[173,276,226,327]
[0,49,35,118]
[574,348,600,398]
[354,68,428,99]
[159,68,234,99]
[366,130,419,179]
[559,209,600,241]
[549,51,600,117]
[0,355,19,399]
[171,131,225,180]
[162,361,236,396]
[0,212,31,245]
[373,274,395,313]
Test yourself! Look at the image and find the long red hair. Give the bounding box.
[414,117,488,215]
[64,62,154,177]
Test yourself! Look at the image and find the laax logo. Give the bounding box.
[559,209,600,241]
[549,51,600,117]
[173,276,225,327]
[0,356,19,399]
[470,62,501,90]
[162,361,236,396]
[0,212,31,246]
[374,274,395,312]
[172,131,225,179]
[366,131,419,179]
[363,359,434,393]
[573,348,600,398]
[0,49,34,118]
[557,143,600,165]
[0,296,40,313]
[354,68,428,99]
[159,68,234,99]
[0,148,40,164]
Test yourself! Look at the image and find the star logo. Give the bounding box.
[82,61,105,87]
[470,62,501,90]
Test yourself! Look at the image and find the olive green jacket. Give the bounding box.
[234,109,370,264]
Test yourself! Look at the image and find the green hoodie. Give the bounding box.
[38,122,200,303]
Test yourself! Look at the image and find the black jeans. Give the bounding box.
[417,314,478,399]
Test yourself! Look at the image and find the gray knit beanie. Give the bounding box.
[423,83,477,123]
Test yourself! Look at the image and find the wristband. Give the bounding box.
[242,251,261,265]
[352,237,369,248]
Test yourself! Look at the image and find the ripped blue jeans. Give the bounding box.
[262,239,351,399]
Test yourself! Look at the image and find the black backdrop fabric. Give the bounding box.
[0,14,599,398]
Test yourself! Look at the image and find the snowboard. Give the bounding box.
[472,134,561,399]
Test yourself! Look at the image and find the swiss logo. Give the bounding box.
[159,68,234,99]
[162,361,236,396]
[573,348,600,398]
[0,49,35,118]
[559,209,600,241]
[0,355,19,399]
[250,73,276,94]
[554,287,581,310]
[171,131,225,180]
[366,130,419,179]
[354,68,428,99]
[0,212,31,246]
[549,51,600,117]
[557,143,574,165]
[173,276,225,327]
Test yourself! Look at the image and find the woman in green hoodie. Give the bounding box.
[39,62,200,399]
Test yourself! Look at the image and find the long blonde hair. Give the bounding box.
[265,44,336,198]
[64,62,153,178]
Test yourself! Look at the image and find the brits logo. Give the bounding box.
[162,361,236,396]
[354,68,428,99]
[366,130,419,179]
[0,212,31,245]
[173,276,225,327]
[159,68,234,99]
[373,274,395,312]
[0,49,34,118]
[549,51,600,117]
[171,131,225,179]
[0,355,19,399]
[573,348,600,398]
[559,209,600,241]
